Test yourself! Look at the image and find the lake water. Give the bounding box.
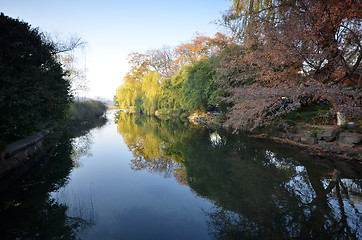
[0,111,361,240]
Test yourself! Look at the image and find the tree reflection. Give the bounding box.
[187,134,361,239]
[0,117,106,239]
[0,135,80,239]
[116,112,361,239]
[116,113,192,178]
[71,133,93,168]
[70,116,107,168]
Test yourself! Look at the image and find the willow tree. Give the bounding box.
[141,71,161,114]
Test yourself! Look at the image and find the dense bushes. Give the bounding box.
[70,100,106,123]
[0,13,106,143]
[184,58,221,112]
[0,13,71,141]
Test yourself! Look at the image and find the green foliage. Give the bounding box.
[113,95,119,107]
[115,55,226,117]
[310,132,317,138]
[134,96,144,113]
[184,58,222,112]
[284,104,332,123]
[159,66,190,113]
[70,100,106,123]
[308,126,325,132]
[115,75,142,109]
[141,71,160,114]
[340,124,349,130]
[0,13,71,141]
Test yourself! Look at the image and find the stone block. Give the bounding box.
[318,141,332,149]
[317,129,337,142]
[292,136,301,142]
[338,133,362,148]
[300,136,317,145]
[329,146,343,154]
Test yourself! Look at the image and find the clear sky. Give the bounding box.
[1,0,232,100]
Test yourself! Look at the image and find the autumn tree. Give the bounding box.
[146,47,176,78]
[218,0,361,129]
[127,47,176,80]
[224,0,361,83]
[115,52,149,110]
[174,32,233,66]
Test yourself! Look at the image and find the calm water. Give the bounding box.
[0,111,361,240]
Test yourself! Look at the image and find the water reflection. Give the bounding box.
[210,131,222,145]
[0,117,107,239]
[0,112,360,239]
[116,113,189,178]
[116,112,361,239]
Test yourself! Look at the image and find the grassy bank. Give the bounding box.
[70,100,107,123]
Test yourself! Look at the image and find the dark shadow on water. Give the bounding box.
[0,117,107,240]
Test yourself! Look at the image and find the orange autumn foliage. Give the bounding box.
[173,32,233,66]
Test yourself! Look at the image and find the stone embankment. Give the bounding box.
[0,131,48,178]
[281,125,362,161]
[189,113,362,162]
[189,112,230,129]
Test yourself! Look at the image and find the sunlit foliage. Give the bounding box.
[115,33,232,116]
[173,32,232,65]
[114,32,232,114]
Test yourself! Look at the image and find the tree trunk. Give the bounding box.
[337,112,346,126]
[327,96,346,126]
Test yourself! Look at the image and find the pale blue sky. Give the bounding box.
[1,0,231,99]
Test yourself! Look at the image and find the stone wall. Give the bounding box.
[189,112,362,161]
[290,126,362,160]
[0,133,44,178]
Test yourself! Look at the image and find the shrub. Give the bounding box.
[0,13,71,141]
[70,100,106,123]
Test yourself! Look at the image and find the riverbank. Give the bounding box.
[0,131,49,179]
[189,113,362,163]
[0,102,108,179]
